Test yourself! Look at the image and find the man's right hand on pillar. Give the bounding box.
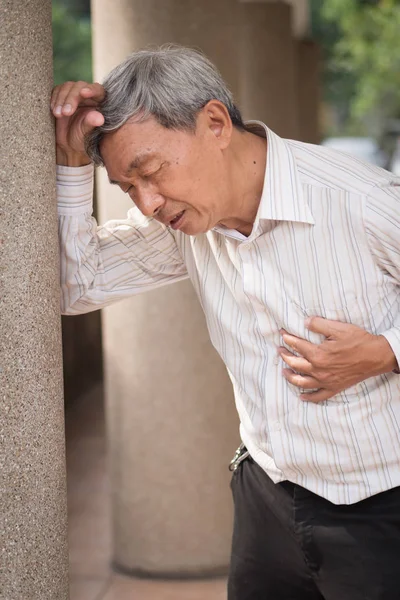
[51,81,105,166]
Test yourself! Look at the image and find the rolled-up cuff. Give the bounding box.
[57,164,94,216]
[381,327,400,374]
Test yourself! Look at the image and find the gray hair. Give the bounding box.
[85,45,244,166]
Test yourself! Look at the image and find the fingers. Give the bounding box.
[80,82,106,102]
[280,329,316,362]
[305,316,352,337]
[53,81,89,117]
[278,347,312,374]
[54,107,105,157]
[300,389,334,403]
[282,368,333,403]
[51,81,105,118]
[51,81,74,113]
[80,109,105,135]
[282,369,320,390]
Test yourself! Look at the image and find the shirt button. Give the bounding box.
[274,421,282,431]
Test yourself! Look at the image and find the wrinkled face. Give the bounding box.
[100,107,233,235]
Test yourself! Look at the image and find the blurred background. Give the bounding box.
[52,1,400,599]
[53,0,400,170]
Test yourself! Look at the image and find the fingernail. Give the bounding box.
[55,105,62,116]
[63,104,72,114]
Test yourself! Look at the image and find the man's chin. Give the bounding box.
[183,226,212,236]
[180,220,212,236]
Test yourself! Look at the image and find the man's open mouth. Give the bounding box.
[169,211,185,229]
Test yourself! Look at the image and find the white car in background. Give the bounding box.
[321,137,389,169]
[389,137,400,175]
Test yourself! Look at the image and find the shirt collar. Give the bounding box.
[246,120,315,227]
[212,121,315,240]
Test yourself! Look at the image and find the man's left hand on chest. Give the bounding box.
[278,318,398,403]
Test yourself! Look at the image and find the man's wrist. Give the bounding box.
[56,147,91,167]
[375,334,399,373]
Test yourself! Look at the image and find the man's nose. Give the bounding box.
[135,187,165,217]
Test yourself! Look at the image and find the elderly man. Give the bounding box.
[52,46,400,599]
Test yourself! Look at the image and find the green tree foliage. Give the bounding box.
[309,0,357,129]
[321,0,400,125]
[52,0,92,86]
[61,0,90,18]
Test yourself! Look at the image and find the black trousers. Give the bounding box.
[228,455,400,600]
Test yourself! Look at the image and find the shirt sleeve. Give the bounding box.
[57,165,188,315]
[364,178,400,371]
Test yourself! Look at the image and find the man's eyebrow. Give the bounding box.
[126,153,158,173]
[108,153,159,186]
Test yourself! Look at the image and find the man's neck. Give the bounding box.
[220,127,267,237]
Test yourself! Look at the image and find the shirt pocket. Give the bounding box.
[291,287,391,333]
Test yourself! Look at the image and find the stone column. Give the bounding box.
[91,0,240,577]
[286,0,310,39]
[92,0,239,98]
[296,39,321,144]
[0,1,68,599]
[238,0,299,139]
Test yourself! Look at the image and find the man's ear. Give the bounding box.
[199,100,233,150]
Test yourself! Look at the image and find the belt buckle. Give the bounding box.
[229,443,250,472]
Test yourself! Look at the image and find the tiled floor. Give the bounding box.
[66,385,228,600]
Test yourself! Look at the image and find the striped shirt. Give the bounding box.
[57,122,400,504]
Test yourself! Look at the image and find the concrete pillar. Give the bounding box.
[0,1,69,599]
[91,0,240,577]
[92,0,239,99]
[285,0,310,39]
[238,0,299,139]
[296,39,321,144]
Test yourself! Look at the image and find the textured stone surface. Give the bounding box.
[91,0,240,576]
[238,0,300,138]
[0,1,68,598]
